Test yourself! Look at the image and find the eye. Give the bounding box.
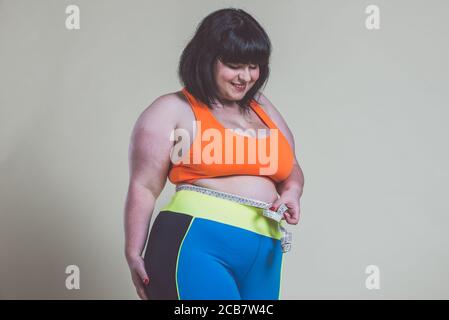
[227,64,258,70]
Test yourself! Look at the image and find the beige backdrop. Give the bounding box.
[1,0,448,299]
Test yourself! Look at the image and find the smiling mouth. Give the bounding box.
[231,83,246,90]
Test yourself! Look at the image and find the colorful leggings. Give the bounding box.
[143,189,284,300]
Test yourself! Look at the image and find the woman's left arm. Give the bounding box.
[257,92,305,225]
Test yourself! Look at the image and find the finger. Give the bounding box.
[132,272,149,299]
[271,201,291,218]
[134,260,150,285]
[283,210,291,217]
[288,209,297,221]
[132,275,149,294]
[284,211,299,225]
[136,287,149,300]
[269,202,281,212]
[269,202,284,220]
[293,207,301,223]
[290,213,299,224]
[290,214,299,224]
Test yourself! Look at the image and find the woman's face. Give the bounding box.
[213,58,260,102]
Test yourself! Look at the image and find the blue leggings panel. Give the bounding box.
[176,217,283,300]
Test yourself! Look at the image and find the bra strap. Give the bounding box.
[249,99,278,130]
[181,87,213,129]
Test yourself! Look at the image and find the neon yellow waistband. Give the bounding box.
[161,189,282,240]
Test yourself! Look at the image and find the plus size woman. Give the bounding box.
[124,8,305,300]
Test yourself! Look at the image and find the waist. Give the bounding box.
[179,176,278,203]
[160,188,283,240]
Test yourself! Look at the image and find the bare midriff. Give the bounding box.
[177,175,279,204]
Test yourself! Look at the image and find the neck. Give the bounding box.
[211,92,251,115]
[212,97,239,110]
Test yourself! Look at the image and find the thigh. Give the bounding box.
[177,249,241,300]
[144,211,245,300]
[143,211,193,300]
[238,236,284,300]
[176,217,256,300]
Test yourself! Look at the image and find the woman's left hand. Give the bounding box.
[270,189,301,225]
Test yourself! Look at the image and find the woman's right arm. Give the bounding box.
[123,94,179,299]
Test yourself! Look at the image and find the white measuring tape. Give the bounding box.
[175,184,293,253]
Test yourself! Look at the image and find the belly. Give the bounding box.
[178,176,279,203]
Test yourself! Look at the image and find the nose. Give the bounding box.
[238,67,251,82]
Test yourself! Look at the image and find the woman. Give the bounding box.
[124,8,304,300]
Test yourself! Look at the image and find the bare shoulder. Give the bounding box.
[254,91,286,126]
[135,90,190,130]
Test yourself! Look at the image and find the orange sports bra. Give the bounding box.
[167,87,294,184]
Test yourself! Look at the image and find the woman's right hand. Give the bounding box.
[126,254,150,300]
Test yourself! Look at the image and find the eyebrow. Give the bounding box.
[228,63,258,66]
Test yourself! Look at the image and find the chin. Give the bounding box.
[229,92,245,100]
